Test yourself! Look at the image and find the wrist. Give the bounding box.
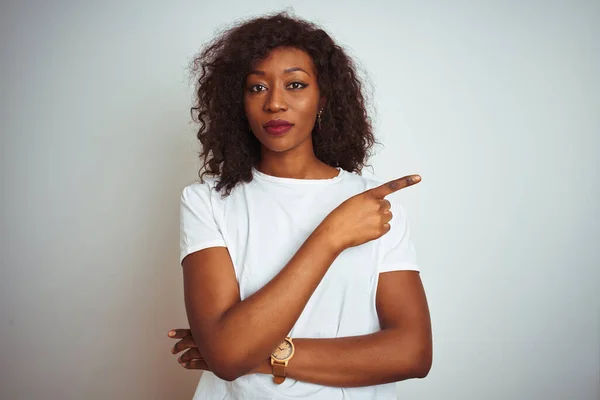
[270,337,296,384]
[312,221,345,255]
[249,358,271,375]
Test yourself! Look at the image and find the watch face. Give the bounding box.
[272,339,293,361]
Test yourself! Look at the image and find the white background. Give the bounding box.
[1,1,598,399]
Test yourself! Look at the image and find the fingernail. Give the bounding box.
[412,176,421,183]
[168,331,175,337]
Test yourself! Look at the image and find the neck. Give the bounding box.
[256,153,338,180]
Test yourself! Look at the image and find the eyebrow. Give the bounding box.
[248,67,311,76]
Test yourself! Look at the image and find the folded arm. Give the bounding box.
[182,227,340,381]
[181,177,424,383]
[252,270,433,387]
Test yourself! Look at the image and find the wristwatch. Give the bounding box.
[270,337,295,384]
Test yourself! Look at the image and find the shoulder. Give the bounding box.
[180,178,226,213]
[181,177,220,198]
[181,176,250,213]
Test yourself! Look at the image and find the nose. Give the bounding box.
[264,85,288,113]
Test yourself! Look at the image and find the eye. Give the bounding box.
[288,82,307,90]
[249,84,266,92]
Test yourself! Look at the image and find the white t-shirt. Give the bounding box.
[180,167,420,400]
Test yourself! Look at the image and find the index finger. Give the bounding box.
[168,329,192,339]
[369,175,421,198]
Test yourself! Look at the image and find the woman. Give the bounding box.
[169,12,432,399]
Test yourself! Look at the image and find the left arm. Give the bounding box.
[258,270,432,387]
[174,270,432,387]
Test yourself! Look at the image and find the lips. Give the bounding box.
[263,119,293,136]
[263,119,292,128]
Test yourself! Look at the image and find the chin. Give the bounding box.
[256,133,311,154]
[262,142,296,153]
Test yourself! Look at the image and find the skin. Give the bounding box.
[244,46,335,179]
[173,46,432,386]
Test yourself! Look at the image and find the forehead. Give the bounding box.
[250,47,316,73]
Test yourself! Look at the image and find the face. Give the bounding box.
[244,46,323,155]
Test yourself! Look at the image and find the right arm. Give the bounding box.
[182,174,420,381]
[183,225,340,381]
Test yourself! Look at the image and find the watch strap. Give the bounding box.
[271,337,294,384]
[272,362,286,384]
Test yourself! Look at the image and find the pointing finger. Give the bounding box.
[370,175,421,199]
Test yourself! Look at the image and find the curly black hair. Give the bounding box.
[189,11,377,196]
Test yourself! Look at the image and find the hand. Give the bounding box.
[319,174,421,251]
[168,329,271,374]
[168,328,210,371]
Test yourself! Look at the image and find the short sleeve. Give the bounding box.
[179,183,226,265]
[377,201,420,273]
